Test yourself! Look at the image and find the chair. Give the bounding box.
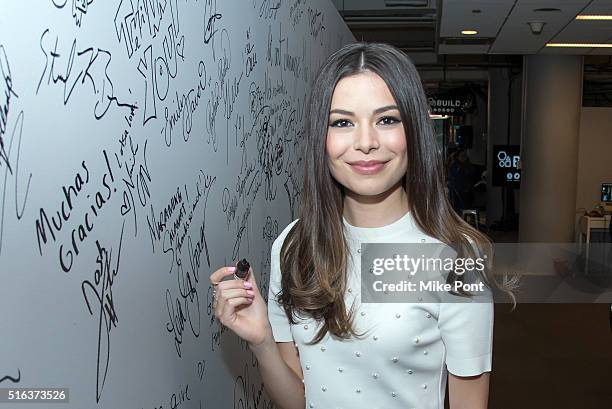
[462,209,480,230]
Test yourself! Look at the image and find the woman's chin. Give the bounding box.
[344,183,401,199]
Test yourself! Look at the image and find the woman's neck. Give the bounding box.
[342,182,410,228]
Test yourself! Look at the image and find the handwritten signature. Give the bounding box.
[0,111,32,257]
[0,369,21,384]
[81,221,125,402]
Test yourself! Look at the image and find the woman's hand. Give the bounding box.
[209,266,273,348]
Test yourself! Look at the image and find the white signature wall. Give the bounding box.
[0,1,353,407]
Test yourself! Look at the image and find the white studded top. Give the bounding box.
[267,211,494,409]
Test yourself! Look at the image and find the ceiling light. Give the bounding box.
[576,15,612,20]
[546,43,612,48]
[533,8,560,13]
[384,0,428,6]
[461,30,478,35]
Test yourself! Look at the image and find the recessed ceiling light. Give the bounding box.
[533,8,561,13]
[576,15,612,20]
[546,43,612,48]
[461,30,478,35]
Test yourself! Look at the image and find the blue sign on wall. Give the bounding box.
[493,145,521,187]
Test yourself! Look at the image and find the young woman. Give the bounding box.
[210,42,511,409]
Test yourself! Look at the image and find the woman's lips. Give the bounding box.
[349,161,387,175]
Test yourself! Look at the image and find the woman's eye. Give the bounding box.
[330,119,353,128]
[378,116,401,126]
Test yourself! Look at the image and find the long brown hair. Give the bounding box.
[277,42,516,345]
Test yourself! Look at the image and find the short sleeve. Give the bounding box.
[266,220,299,342]
[437,295,494,376]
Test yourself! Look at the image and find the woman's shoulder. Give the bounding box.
[271,218,300,253]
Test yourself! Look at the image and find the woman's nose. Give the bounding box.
[353,123,380,153]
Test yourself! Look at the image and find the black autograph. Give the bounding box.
[0,369,21,384]
[81,221,125,402]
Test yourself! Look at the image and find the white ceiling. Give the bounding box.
[439,0,612,55]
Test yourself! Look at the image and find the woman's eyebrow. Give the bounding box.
[329,105,399,116]
[373,105,399,114]
[329,108,354,116]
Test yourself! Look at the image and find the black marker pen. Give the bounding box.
[234,258,250,280]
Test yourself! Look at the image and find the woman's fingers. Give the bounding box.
[209,266,236,285]
[215,294,254,323]
[219,287,255,300]
[239,268,261,297]
[217,296,254,321]
[213,284,255,323]
[245,267,257,288]
[215,279,248,292]
[228,296,254,307]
